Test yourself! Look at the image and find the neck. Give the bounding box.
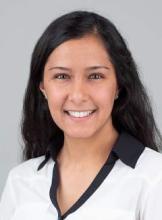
[57,124,119,168]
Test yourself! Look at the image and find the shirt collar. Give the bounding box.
[38,131,145,171]
[112,132,145,168]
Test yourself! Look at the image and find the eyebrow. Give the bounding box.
[48,65,110,71]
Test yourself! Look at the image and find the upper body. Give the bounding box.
[1,132,162,220]
[1,10,162,220]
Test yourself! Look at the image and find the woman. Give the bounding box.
[0,10,162,220]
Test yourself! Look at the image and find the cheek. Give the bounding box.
[46,90,65,127]
[97,85,116,106]
[46,87,65,112]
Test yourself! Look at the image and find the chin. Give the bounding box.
[65,130,96,139]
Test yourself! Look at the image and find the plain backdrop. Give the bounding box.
[0,0,162,196]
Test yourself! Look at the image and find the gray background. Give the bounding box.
[0,0,162,195]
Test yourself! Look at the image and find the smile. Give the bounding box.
[64,110,97,119]
[67,110,95,117]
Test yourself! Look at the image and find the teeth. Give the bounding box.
[67,110,94,118]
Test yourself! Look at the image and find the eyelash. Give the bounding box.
[54,73,104,80]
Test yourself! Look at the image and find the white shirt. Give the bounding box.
[1,132,162,220]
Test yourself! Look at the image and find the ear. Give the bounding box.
[115,88,120,100]
[39,82,47,99]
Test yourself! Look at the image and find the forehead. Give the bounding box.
[45,35,112,67]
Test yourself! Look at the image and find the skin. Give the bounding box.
[40,34,119,167]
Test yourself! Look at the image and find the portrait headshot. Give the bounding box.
[0,1,162,219]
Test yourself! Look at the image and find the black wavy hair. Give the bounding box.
[21,10,162,165]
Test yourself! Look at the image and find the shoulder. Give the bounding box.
[136,148,162,219]
[0,157,55,217]
[135,147,162,183]
[8,156,54,181]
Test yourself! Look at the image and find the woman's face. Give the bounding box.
[40,35,118,139]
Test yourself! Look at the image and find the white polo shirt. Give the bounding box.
[1,132,162,220]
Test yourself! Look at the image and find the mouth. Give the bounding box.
[63,109,97,120]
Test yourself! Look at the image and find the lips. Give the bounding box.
[64,109,97,120]
[64,109,97,115]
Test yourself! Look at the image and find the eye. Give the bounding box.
[54,73,69,79]
[89,73,103,80]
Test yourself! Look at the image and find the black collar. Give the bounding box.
[112,132,145,168]
[38,131,145,170]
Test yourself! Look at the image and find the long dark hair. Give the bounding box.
[21,10,162,163]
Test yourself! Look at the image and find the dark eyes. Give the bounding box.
[54,73,104,80]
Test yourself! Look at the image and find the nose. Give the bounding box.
[68,79,88,104]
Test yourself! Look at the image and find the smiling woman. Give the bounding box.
[39,34,118,140]
[0,10,162,220]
